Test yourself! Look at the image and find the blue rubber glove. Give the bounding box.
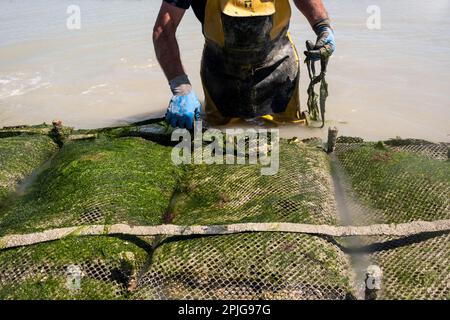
[305,18,336,61]
[165,75,201,130]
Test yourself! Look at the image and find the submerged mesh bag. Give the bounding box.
[0,132,165,300]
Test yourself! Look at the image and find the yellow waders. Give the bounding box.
[201,0,306,125]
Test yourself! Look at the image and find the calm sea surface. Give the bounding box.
[0,0,449,141]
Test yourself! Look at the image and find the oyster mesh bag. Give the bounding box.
[0,127,448,300]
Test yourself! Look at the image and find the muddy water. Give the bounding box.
[329,154,373,299]
[0,0,449,142]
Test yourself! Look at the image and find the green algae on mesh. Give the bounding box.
[0,136,183,235]
[81,121,177,146]
[368,233,450,300]
[336,143,450,223]
[384,138,435,147]
[0,123,54,138]
[0,236,148,267]
[0,134,57,205]
[0,236,149,300]
[171,140,337,225]
[137,232,353,299]
[336,141,450,299]
[0,276,123,300]
[336,136,364,144]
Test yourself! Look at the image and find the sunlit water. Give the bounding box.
[0,0,449,141]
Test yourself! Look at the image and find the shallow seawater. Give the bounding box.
[0,0,449,142]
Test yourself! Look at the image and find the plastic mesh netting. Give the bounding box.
[0,236,149,299]
[385,138,449,161]
[0,137,183,235]
[0,126,449,300]
[334,139,449,299]
[365,233,449,299]
[135,141,352,299]
[172,140,337,225]
[0,134,57,204]
[334,141,449,224]
[134,233,352,300]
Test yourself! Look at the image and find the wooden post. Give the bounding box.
[50,120,65,147]
[120,252,138,292]
[327,126,338,153]
[365,265,382,300]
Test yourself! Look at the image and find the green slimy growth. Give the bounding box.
[172,141,337,226]
[336,143,450,223]
[0,129,448,300]
[0,236,148,270]
[0,136,183,235]
[0,277,122,300]
[336,142,449,299]
[0,236,148,300]
[137,232,353,300]
[0,123,54,138]
[0,134,57,206]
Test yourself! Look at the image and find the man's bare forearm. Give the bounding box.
[153,3,186,81]
[294,0,329,27]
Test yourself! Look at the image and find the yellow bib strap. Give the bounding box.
[204,0,291,47]
[222,0,275,17]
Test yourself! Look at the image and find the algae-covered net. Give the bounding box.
[333,138,449,299]
[0,124,448,300]
[0,133,57,205]
[135,140,352,300]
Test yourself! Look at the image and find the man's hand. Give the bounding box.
[166,75,201,129]
[305,19,336,61]
[154,3,200,129]
[294,0,336,60]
